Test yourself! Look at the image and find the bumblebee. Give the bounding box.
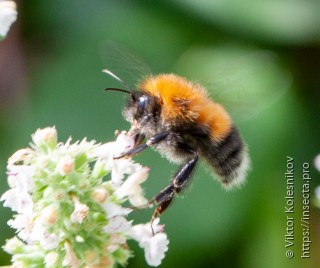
[104,70,250,223]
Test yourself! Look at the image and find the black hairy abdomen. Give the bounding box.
[200,126,245,185]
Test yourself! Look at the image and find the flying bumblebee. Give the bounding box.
[104,69,250,223]
[101,42,290,228]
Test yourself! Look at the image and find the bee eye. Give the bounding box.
[134,96,148,119]
[138,96,147,111]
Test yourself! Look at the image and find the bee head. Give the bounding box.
[103,70,160,125]
[123,92,156,124]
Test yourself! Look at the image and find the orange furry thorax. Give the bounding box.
[140,74,232,140]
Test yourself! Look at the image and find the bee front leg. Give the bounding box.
[150,152,199,234]
[114,131,170,159]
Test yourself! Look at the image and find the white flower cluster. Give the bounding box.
[0,0,17,38]
[1,127,169,267]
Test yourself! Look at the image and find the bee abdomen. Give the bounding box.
[202,126,250,189]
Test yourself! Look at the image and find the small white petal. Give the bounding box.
[115,167,149,207]
[28,218,44,242]
[7,215,27,230]
[8,213,33,241]
[41,231,59,250]
[94,132,134,160]
[11,260,24,268]
[1,188,17,208]
[45,252,59,267]
[114,132,135,155]
[1,188,33,213]
[111,159,142,186]
[91,159,108,179]
[102,201,132,218]
[92,142,115,161]
[130,218,163,242]
[93,132,138,185]
[0,1,17,37]
[6,165,34,192]
[63,138,97,159]
[3,236,24,254]
[107,234,127,252]
[104,216,132,233]
[130,219,169,267]
[144,233,169,267]
[129,193,148,208]
[28,219,59,250]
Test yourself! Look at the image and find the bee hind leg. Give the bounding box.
[150,151,199,235]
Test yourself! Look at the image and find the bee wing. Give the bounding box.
[173,46,292,122]
[100,41,152,89]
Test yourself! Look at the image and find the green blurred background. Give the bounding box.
[1,1,320,267]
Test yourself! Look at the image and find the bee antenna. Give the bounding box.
[104,87,132,94]
[102,69,133,93]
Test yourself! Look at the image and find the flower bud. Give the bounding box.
[57,155,75,176]
[85,250,98,263]
[8,149,34,166]
[91,187,108,203]
[63,241,80,267]
[45,252,59,267]
[90,255,113,268]
[41,205,58,225]
[3,237,24,254]
[71,196,89,224]
[32,127,57,148]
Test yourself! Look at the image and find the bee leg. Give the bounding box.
[114,144,148,159]
[134,133,145,146]
[145,131,170,146]
[114,131,170,159]
[150,152,199,234]
[150,185,175,235]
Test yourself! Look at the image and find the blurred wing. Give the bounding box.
[100,41,152,89]
[173,46,292,122]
